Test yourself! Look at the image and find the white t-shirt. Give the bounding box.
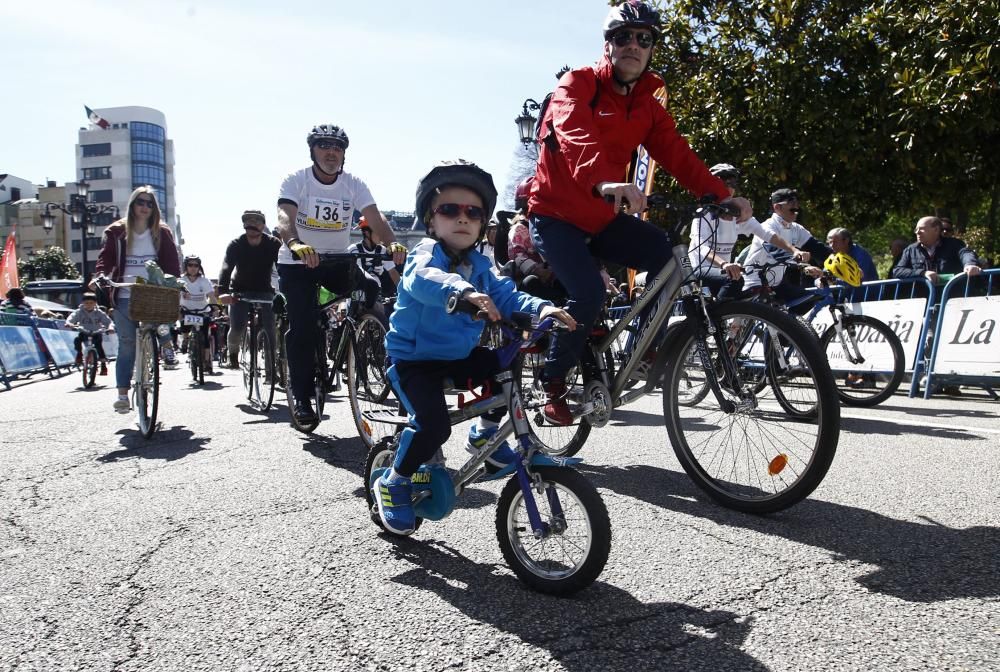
[180,275,214,311]
[742,215,814,289]
[276,167,376,265]
[347,242,394,276]
[687,214,768,278]
[120,229,157,299]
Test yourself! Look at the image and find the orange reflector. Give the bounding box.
[768,454,789,476]
[362,420,372,436]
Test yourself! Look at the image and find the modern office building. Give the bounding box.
[75,106,182,248]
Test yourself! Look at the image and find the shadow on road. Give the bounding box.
[582,464,1000,603]
[871,402,998,420]
[839,415,990,440]
[301,433,369,477]
[609,407,664,427]
[236,403,287,424]
[383,540,766,671]
[99,426,211,462]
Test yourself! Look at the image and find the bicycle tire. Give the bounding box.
[255,329,275,411]
[820,314,904,407]
[662,301,839,513]
[512,350,591,458]
[190,329,204,385]
[285,332,320,434]
[347,312,395,450]
[495,466,610,595]
[83,349,98,389]
[136,330,159,439]
[239,327,255,401]
[274,315,288,390]
[765,328,820,419]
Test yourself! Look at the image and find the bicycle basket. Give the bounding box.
[128,284,181,323]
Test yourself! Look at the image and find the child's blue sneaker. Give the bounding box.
[373,471,416,536]
[466,425,517,472]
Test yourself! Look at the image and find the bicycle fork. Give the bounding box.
[828,307,865,365]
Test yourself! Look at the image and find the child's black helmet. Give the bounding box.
[415,160,498,227]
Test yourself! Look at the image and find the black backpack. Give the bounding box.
[492,210,516,266]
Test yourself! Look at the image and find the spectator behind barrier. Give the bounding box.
[826,228,878,282]
[892,216,981,284]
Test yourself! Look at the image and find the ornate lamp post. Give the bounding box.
[515,98,541,146]
[41,180,118,284]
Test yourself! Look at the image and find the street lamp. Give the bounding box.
[41,180,118,284]
[515,98,541,146]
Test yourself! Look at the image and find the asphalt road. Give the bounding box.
[1,362,998,671]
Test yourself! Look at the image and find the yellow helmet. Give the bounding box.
[824,252,863,287]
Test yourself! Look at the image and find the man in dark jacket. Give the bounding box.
[527,1,751,424]
[217,210,281,367]
[892,216,981,283]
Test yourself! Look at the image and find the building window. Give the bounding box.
[132,163,165,188]
[82,167,112,181]
[82,143,111,157]
[131,141,165,164]
[88,190,113,203]
[130,122,165,143]
[72,240,80,253]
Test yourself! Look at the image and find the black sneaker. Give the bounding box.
[293,400,317,424]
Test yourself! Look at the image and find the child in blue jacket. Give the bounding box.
[375,160,575,536]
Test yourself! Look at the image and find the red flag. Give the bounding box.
[85,105,110,130]
[0,232,19,296]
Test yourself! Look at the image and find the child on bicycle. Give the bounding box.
[66,292,113,375]
[374,160,576,536]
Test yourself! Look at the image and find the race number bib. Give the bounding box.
[303,197,349,231]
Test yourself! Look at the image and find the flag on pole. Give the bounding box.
[84,105,110,129]
[0,231,20,296]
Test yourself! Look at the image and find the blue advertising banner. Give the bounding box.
[37,328,76,368]
[0,326,48,374]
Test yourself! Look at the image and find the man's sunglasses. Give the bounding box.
[611,30,655,49]
[243,222,264,230]
[134,198,155,208]
[433,203,486,221]
[314,140,345,151]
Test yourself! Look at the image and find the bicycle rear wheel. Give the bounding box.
[83,349,98,389]
[284,332,320,434]
[347,312,395,450]
[662,301,839,513]
[136,330,160,439]
[820,314,904,407]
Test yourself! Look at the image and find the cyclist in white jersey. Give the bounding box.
[275,123,406,425]
[688,164,809,299]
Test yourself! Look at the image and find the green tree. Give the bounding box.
[648,0,999,258]
[16,247,80,282]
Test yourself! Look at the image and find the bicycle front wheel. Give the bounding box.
[136,330,160,439]
[83,349,98,389]
[254,329,275,411]
[347,312,395,450]
[662,301,839,513]
[190,330,204,385]
[820,314,904,407]
[495,467,611,596]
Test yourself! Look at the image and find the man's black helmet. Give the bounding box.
[306,124,349,150]
[709,163,740,179]
[603,1,662,40]
[415,160,498,225]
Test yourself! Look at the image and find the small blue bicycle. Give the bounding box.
[363,305,611,596]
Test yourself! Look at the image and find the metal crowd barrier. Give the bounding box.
[922,269,1000,399]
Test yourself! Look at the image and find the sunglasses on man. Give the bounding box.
[314,140,345,151]
[611,30,655,49]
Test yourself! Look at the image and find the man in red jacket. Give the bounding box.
[528,1,751,424]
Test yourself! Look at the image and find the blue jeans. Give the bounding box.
[531,213,672,380]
